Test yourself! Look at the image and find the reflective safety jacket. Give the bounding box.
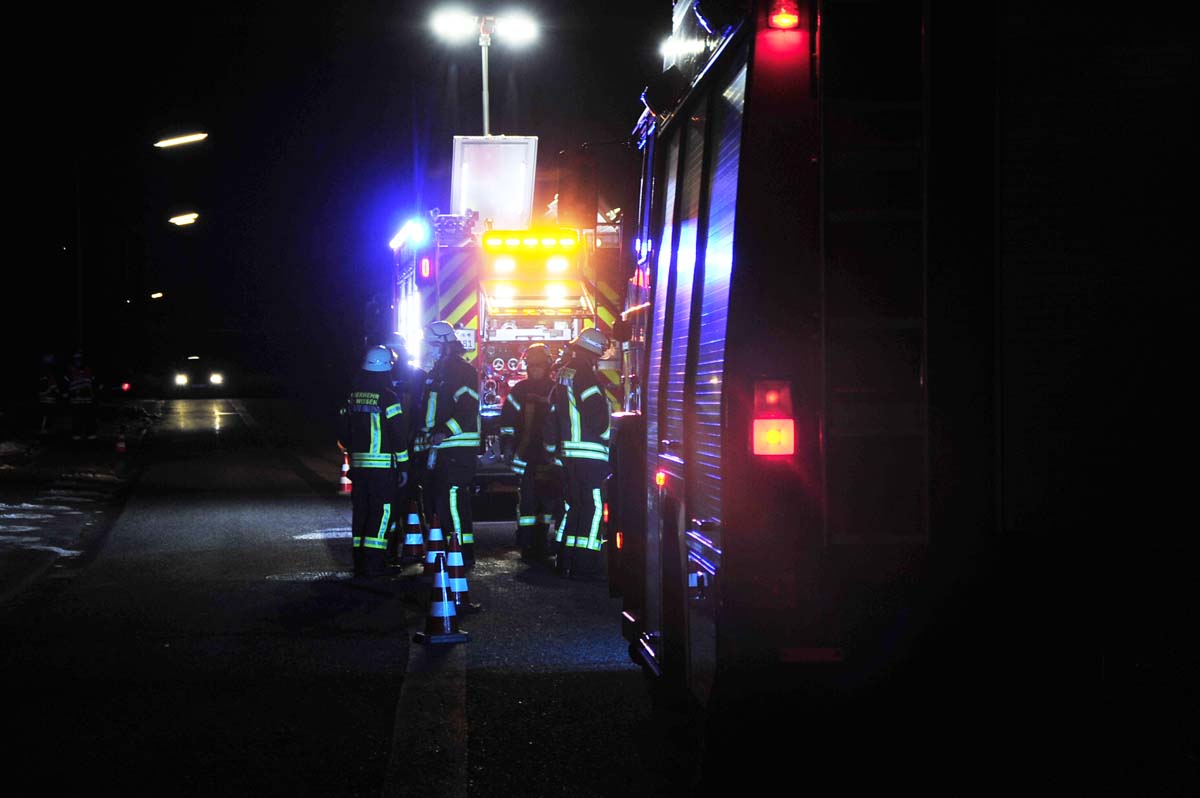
[498,375,555,475]
[339,372,408,470]
[66,365,96,405]
[543,358,611,464]
[423,355,480,453]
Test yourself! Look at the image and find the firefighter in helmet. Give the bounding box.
[338,345,409,578]
[543,328,611,578]
[421,320,481,566]
[65,350,98,441]
[498,342,561,560]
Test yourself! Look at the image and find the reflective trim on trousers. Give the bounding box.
[556,503,570,543]
[350,453,393,467]
[518,515,538,527]
[561,450,609,463]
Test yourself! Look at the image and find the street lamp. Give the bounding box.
[168,212,200,226]
[154,132,209,148]
[430,8,538,136]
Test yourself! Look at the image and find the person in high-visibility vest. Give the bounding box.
[423,320,481,567]
[543,329,611,578]
[498,343,561,561]
[338,345,409,578]
[65,351,98,441]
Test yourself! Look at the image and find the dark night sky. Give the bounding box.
[12,1,668,386]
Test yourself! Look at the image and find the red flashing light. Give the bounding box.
[754,380,795,456]
[602,503,610,524]
[615,531,624,550]
[121,382,131,392]
[654,470,667,488]
[768,1,801,30]
[420,257,432,279]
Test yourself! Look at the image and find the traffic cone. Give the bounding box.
[339,453,353,495]
[412,552,470,645]
[423,514,446,576]
[446,529,481,613]
[401,501,425,563]
[114,426,127,454]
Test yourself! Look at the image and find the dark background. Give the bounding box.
[9,0,667,400]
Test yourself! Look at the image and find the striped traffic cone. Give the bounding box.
[401,501,425,564]
[339,453,353,495]
[445,528,481,613]
[412,552,470,645]
[423,514,446,577]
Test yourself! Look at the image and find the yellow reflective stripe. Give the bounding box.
[351,453,393,467]
[438,433,480,449]
[506,394,522,412]
[395,450,410,463]
[568,388,581,442]
[454,385,479,402]
[563,441,608,453]
[446,418,463,436]
[581,385,601,402]
[425,393,438,430]
[385,403,403,419]
[449,487,462,535]
[588,488,603,549]
[500,426,516,435]
[370,413,381,454]
[562,450,608,462]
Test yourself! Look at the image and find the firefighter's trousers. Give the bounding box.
[516,463,563,558]
[350,467,395,577]
[556,457,608,576]
[433,449,476,566]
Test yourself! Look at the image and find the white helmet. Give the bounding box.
[361,345,394,372]
[425,320,457,344]
[570,328,608,357]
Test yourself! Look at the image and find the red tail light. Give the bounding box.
[654,470,667,488]
[753,380,795,456]
[602,503,610,524]
[615,530,624,550]
[121,382,131,392]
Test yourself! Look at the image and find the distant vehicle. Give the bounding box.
[165,354,235,395]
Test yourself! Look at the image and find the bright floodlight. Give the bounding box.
[150,292,165,300]
[432,8,478,42]
[496,13,538,46]
[154,132,209,148]
[169,212,199,226]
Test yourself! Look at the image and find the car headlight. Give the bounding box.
[209,372,224,385]
[174,373,189,386]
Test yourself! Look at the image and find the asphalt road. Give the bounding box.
[0,398,697,797]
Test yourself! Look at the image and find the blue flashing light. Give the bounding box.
[390,218,429,250]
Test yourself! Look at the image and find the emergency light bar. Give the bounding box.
[483,229,578,252]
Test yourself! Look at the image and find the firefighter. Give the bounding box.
[338,345,409,578]
[498,343,560,560]
[383,331,429,565]
[65,351,98,441]
[543,329,611,578]
[37,354,63,435]
[423,320,480,566]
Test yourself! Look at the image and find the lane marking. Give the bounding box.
[1,513,55,520]
[0,534,41,543]
[293,527,353,540]
[27,545,81,557]
[0,503,83,513]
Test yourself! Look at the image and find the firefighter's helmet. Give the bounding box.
[569,328,609,358]
[523,343,552,370]
[425,320,457,344]
[361,345,395,372]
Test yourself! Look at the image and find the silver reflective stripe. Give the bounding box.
[507,394,522,412]
[447,551,465,567]
[562,450,608,462]
[425,393,438,430]
[430,601,457,618]
[404,533,424,545]
[407,514,420,524]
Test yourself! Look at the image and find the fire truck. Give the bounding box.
[393,135,626,480]
[599,0,1107,786]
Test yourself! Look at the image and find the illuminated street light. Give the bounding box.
[169,212,199,226]
[430,7,539,136]
[154,132,209,148]
[150,292,165,300]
